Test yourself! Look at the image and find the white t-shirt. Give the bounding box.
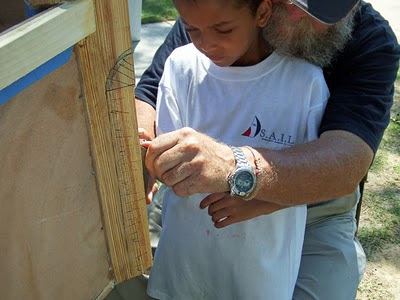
[147,44,329,300]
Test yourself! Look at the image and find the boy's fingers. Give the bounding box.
[214,216,234,229]
[140,140,152,149]
[145,178,159,204]
[200,192,227,209]
[211,207,232,223]
[138,128,152,141]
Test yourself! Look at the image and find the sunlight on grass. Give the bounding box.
[358,227,395,257]
[142,0,178,24]
[359,190,400,258]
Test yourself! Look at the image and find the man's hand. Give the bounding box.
[145,127,235,197]
[200,192,286,228]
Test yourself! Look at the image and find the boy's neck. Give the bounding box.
[231,35,272,67]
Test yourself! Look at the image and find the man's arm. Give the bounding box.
[145,127,373,205]
[251,130,373,205]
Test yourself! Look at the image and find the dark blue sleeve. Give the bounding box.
[135,18,191,108]
[320,2,400,153]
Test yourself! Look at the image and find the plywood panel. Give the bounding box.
[0,51,111,300]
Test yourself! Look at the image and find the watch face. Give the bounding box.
[234,171,254,193]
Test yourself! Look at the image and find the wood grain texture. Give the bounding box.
[76,0,152,282]
[0,0,95,90]
[0,51,111,300]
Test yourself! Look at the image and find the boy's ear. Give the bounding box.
[257,0,272,27]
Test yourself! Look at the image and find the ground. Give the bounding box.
[356,77,400,299]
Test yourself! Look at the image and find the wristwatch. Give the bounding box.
[228,146,256,199]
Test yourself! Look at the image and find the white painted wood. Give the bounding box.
[128,0,142,41]
[0,0,96,90]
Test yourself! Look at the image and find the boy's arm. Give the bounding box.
[199,192,286,228]
[135,18,189,139]
[136,100,156,140]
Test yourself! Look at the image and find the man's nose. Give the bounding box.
[285,1,310,21]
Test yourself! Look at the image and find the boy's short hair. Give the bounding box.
[234,0,264,14]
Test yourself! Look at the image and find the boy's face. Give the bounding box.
[174,0,271,67]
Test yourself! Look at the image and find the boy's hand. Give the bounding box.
[144,176,159,204]
[200,193,286,228]
[139,128,158,204]
[139,127,153,145]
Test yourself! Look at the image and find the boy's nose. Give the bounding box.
[199,35,217,53]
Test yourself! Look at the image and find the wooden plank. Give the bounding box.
[0,0,95,91]
[0,50,111,300]
[76,0,152,283]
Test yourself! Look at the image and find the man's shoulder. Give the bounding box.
[324,2,399,80]
[350,2,399,52]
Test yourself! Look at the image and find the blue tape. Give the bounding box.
[24,0,44,17]
[0,1,73,105]
[0,47,73,105]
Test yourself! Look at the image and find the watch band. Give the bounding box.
[244,146,262,176]
[231,146,250,170]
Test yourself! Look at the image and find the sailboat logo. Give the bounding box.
[242,116,261,138]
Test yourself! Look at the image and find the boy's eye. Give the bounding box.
[185,27,198,33]
[216,28,233,34]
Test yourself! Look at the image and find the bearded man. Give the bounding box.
[134,1,400,299]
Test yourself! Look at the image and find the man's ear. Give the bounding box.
[257,0,272,27]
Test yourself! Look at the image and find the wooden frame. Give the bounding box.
[0,0,152,297]
[0,0,95,90]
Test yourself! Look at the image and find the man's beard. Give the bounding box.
[263,3,356,67]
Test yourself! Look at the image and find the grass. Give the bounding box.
[356,78,400,299]
[357,99,400,259]
[142,0,178,24]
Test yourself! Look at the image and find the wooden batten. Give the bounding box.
[0,0,96,91]
[76,0,152,282]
